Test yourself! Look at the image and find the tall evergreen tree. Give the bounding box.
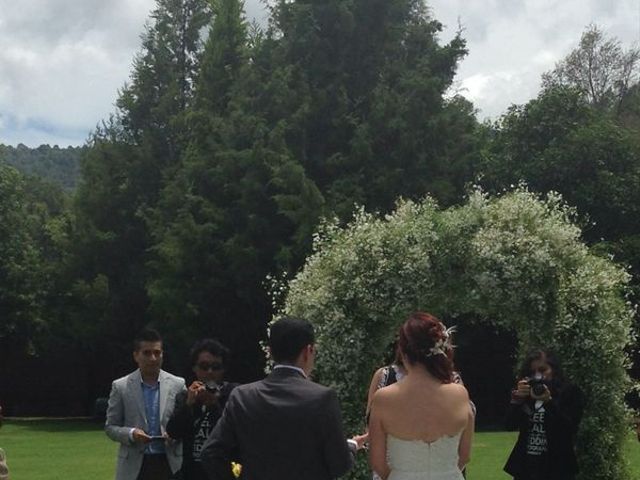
[68,0,212,379]
[147,0,326,377]
[197,0,248,113]
[119,0,212,141]
[265,0,478,216]
[146,0,480,377]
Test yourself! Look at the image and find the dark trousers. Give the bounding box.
[137,454,171,480]
[514,475,574,480]
[182,461,208,480]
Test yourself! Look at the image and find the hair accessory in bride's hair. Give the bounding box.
[426,325,456,357]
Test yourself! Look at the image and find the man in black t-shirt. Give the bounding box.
[166,339,238,480]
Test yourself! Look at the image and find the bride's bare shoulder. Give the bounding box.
[371,381,401,405]
[442,382,469,401]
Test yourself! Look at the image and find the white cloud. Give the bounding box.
[0,0,155,146]
[0,0,638,146]
[430,0,640,119]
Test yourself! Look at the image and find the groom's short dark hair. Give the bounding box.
[269,317,315,363]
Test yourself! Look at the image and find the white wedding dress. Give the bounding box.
[386,432,464,480]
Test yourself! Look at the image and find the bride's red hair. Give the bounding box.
[398,312,454,383]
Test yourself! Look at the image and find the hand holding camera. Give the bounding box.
[200,381,221,406]
[527,374,551,401]
[513,374,551,403]
[512,379,531,402]
[186,381,205,406]
[186,380,221,407]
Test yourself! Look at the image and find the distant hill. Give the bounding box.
[0,143,83,190]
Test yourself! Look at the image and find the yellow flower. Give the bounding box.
[231,461,242,478]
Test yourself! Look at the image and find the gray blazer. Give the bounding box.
[0,447,8,480]
[105,369,186,480]
[200,367,355,480]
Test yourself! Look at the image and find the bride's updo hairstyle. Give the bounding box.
[398,311,454,383]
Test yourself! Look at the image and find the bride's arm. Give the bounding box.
[458,405,475,470]
[368,393,390,480]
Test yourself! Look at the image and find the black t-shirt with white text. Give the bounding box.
[524,401,548,479]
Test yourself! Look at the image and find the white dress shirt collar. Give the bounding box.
[273,364,307,378]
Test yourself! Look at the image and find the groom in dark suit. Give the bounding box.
[200,316,363,480]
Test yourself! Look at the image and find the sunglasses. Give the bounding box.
[196,361,224,372]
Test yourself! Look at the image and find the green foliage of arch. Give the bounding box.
[281,189,635,480]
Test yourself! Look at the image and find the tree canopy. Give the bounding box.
[542,24,640,110]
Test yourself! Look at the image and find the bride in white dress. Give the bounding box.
[368,312,474,480]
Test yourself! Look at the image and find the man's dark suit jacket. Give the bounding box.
[200,367,354,480]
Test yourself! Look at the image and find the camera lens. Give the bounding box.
[532,383,546,396]
[529,374,546,396]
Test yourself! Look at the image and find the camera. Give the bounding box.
[205,381,221,394]
[528,374,548,397]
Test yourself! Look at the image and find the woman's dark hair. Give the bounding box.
[398,312,454,383]
[189,338,230,367]
[381,337,403,367]
[518,348,565,388]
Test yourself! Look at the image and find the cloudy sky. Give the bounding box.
[1,0,639,147]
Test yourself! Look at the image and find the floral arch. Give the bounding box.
[280,190,635,480]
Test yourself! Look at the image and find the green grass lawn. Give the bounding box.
[467,430,640,479]
[0,419,116,479]
[0,419,639,479]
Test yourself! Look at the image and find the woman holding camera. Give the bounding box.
[504,349,584,480]
[166,339,238,480]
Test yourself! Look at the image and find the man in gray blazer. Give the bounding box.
[201,317,365,480]
[105,329,186,480]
